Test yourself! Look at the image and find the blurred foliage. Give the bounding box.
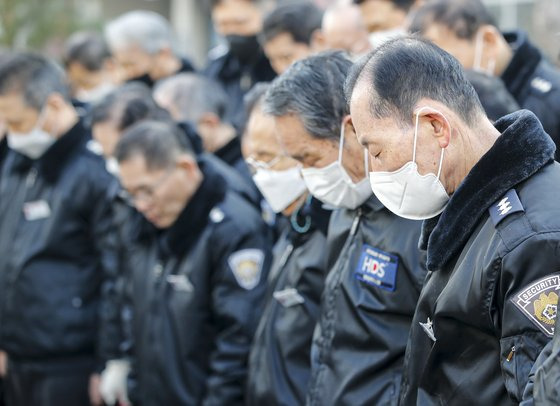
[0,0,100,51]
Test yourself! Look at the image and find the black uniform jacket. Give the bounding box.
[124,159,272,405]
[306,196,426,406]
[400,110,560,405]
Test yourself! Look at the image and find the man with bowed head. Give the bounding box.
[264,51,426,405]
[347,36,560,404]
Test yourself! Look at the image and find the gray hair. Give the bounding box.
[0,52,69,110]
[105,10,176,54]
[153,73,228,123]
[344,36,485,127]
[63,31,111,71]
[115,120,193,170]
[263,50,352,140]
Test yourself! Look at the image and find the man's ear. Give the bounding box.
[415,108,451,149]
[176,153,198,175]
[310,29,327,52]
[44,92,66,111]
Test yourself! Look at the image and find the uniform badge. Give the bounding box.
[489,189,524,226]
[228,249,264,290]
[23,200,51,221]
[511,273,560,337]
[419,317,436,342]
[273,288,305,307]
[354,244,398,292]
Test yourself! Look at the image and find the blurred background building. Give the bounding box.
[0,0,558,68]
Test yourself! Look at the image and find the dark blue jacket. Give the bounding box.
[0,119,119,363]
[247,198,331,405]
[306,195,426,406]
[124,159,272,405]
[502,31,560,159]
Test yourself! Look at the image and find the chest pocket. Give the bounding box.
[354,243,399,292]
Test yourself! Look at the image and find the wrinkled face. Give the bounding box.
[422,23,477,69]
[118,154,195,229]
[359,0,407,33]
[112,44,156,82]
[263,33,314,74]
[92,120,121,158]
[274,113,366,183]
[0,92,55,135]
[243,108,305,214]
[349,81,443,177]
[212,0,263,36]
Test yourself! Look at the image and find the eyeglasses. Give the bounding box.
[245,156,283,174]
[126,167,175,204]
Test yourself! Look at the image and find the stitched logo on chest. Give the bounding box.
[511,273,560,337]
[354,244,398,292]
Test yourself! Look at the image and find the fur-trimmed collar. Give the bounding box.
[420,110,556,272]
[10,118,88,183]
[502,30,542,100]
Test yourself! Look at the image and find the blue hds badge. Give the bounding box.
[355,244,398,292]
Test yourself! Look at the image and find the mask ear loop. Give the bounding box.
[338,123,345,164]
[473,30,484,73]
[414,106,450,181]
[363,148,369,178]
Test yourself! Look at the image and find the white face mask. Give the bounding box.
[368,107,450,220]
[301,124,372,210]
[7,108,55,159]
[473,30,496,76]
[252,166,307,213]
[75,82,115,103]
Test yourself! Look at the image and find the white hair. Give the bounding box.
[105,10,176,54]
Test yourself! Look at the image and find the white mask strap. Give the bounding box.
[474,30,484,72]
[363,148,369,177]
[338,122,345,163]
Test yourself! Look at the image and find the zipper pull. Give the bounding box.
[350,209,362,236]
[506,346,516,362]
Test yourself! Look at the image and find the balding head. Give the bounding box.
[322,2,371,56]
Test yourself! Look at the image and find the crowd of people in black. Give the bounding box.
[0,0,560,405]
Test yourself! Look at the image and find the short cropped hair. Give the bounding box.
[408,0,496,40]
[264,51,352,140]
[344,36,484,126]
[91,82,171,131]
[105,10,176,54]
[115,120,193,169]
[0,52,69,110]
[63,31,111,71]
[261,2,323,45]
[353,0,416,12]
[153,73,228,123]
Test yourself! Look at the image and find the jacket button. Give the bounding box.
[72,297,82,308]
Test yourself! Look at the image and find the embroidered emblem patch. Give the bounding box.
[23,200,51,221]
[489,189,524,226]
[354,244,398,291]
[511,273,560,337]
[228,249,264,290]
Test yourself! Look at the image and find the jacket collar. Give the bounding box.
[159,158,227,258]
[420,110,555,272]
[501,30,542,100]
[215,136,242,167]
[11,118,88,183]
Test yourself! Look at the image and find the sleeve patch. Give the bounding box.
[354,244,398,292]
[489,189,524,227]
[511,273,560,337]
[228,249,264,290]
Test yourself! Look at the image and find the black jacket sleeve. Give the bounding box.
[203,226,271,405]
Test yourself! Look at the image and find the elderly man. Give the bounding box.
[321,2,372,57]
[347,36,560,404]
[264,51,426,405]
[114,120,271,405]
[104,10,194,87]
[0,52,119,406]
